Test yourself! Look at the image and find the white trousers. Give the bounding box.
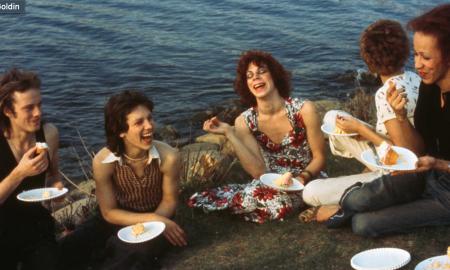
[303,171,380,206]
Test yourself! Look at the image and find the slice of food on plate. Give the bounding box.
[131,223,146,237]
[333,126,347,135]
[378,141,399,165]
[274,172,293,188]
[42,190,52,199]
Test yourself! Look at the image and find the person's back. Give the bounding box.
[303,19,423,208]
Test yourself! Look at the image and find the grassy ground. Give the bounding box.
[163,147,450,270]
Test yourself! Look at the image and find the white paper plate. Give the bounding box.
[321,110,358,137]
[351,248,411,270]
[321,123,358,137]
[260,173,304,191]
[361,146,418,171]
[415,255,449,270]
[17,187,68,202]
[117,221,165,244]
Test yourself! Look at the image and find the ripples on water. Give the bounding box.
[0,0,446,178]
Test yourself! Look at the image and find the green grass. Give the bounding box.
[163,146,450,269]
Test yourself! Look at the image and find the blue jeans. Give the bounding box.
[342,170,450,237]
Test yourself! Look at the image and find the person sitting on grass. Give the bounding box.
[60,90,187,269]
[189,50,326,223]
[0,68,63,270]
[325,3,450,237]
[302,19,423,214]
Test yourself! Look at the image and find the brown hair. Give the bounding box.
[360,20,409,76]
[408,3,450,63]
[0,68,41,132]
[234,50,292,107]
[104,90,154,155]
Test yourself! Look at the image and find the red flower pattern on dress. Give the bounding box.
[243,97,312,176]
[253,186,276,201]
[187,97,313,223]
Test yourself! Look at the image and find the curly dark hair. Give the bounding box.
[0,68,41,132]
[104,90,154,155]
[234,50,292,107]
[408,3,450,63]
[360,20,409,76]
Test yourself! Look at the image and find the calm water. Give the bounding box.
[0,0,446,178]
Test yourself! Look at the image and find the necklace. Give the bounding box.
[123,153,148,162]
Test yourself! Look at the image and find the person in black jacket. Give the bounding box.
[326,3,450,237]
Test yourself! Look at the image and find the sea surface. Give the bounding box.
[0,0,446,178]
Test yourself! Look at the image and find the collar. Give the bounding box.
[102,145,161,166]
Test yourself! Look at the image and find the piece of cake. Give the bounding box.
[274,172,293,188]
[42,190,51,199]
[36,142,49,155]
[131,223,145,237]
[378,141,399,165]
[333,126,347,134]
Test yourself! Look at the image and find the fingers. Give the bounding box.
[164,225,187,247]
[203,119,213,132]
[387,81,396,95]
[211,116,220,126]
[31,157,48,174]
[24,146,38,158]
[53,181,64,190]
[203,117,220,132]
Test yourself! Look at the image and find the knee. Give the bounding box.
[351,214,381,238]
[341,184,369,212]
[302,182,324,207]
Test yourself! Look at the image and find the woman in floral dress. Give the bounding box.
[188,50,326,223]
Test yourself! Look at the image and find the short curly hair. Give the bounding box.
[360,20,409,76]
[104,90,154,155]
[408,3,450,63]
[234,50,292,107]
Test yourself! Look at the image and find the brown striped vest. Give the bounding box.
[112,158,163,212]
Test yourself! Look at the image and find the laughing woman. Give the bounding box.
[188,50,326,223]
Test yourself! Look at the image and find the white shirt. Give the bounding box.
[375,71,421,136]
[101,145,161,166]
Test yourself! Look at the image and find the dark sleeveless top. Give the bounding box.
[0,127,51,226]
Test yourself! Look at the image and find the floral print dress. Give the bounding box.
[188,97,313,223]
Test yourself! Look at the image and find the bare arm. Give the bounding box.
[385,83,424,155]
[336,117,387,146]
[300,101,326,183]
[153,142,180,218]
[203,116,266,178]
[416,156,450,173]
